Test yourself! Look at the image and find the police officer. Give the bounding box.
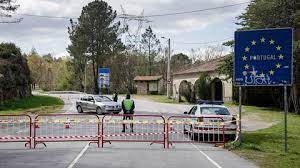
[122,94,135,132]
[113,89,118,102]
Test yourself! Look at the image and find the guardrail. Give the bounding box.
[0,115,32,148]
[101,114,166,148]
[33,114,100,148]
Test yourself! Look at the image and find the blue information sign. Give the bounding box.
[98,68,110,89]
[234,28,293,86]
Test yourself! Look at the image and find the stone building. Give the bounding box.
[172,57,232,102]
[134,76,164,95]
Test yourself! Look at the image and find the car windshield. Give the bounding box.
[94,96,112,102]
[201,107,230,115]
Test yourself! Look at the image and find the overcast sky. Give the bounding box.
[0,0,248,57]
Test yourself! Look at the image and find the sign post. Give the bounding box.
[98,68,110,95]
[234,28,293,151]
[238,86,242,143]
[284,85,288,152]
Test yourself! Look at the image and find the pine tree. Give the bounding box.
[68,0,124,93]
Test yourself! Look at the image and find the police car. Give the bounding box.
[183,100,237,140]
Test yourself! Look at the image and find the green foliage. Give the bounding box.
[27,51,74,91]
[141,26,161,75]
[0,95,63,111]
[68,0,124,93]
[0,42,21,59]
[195,73,211,100]
[0,43,31,103]
[237,0,296,29]
[179,81,193,103]
[216,54,233,80]
[171,53,192,72]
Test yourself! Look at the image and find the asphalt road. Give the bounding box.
[0,92,258,168]
[48,93,192,114]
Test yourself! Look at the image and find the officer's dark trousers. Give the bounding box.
[122,114,133,132]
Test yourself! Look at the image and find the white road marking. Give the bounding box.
[191,143,223,168]
[67,143,89,168]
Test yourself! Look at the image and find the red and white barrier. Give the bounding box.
[0,115,32,148]
[33,114,100,148]
[167,115,228,148]
[0,114,237,150]
[101,114,166,148]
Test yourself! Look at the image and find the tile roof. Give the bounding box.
[173,57,225,76]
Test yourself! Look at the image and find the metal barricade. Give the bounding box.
[167,115,226,148]
[0,115,32,148]
[101,114,166,148]
[33,114,100,148]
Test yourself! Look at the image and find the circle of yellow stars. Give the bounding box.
[242,37,284,77]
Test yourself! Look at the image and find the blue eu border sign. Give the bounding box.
[98,68,110,89]
[234,28,293,86]
[234,28,293,152]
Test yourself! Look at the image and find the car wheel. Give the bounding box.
[96,107,102,115]
[77,106,83,113]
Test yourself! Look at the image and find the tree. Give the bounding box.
[216,54,233,81]
[189,45,224,64]
[195,73,211,100]
[0,0,21,23]
[171,53,192,73]
[237,0,295,29]
[0,43,31,104]
[179,81,192,103]
[68,0,124,93]
[141,26,161,75]
[27,52,43,89]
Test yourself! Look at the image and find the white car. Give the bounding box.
[76,95,122,115]
[183,101,237,140]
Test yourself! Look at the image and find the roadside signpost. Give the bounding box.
[234,28,293,152]
[98,68,110,94]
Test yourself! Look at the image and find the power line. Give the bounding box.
[121,1,250,18]
[17,13,77,20]
[173,37,233,45]
[16,1,250,20]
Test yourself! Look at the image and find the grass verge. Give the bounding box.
[0,95,64,115]
[230,105,300,168]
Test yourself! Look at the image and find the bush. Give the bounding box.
[0,43,31,104]
[179,81,193,102]
[195,73,211,100]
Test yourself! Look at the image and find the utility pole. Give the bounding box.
[162,37,171,98]
[167,38,171,98]
[84,60,87,93]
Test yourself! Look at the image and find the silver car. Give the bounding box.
[76,95,122,115]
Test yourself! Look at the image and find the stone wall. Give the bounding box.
[0,43,31,104]
[172,72,232,102]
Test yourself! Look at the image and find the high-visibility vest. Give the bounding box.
[123,99,134,111]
